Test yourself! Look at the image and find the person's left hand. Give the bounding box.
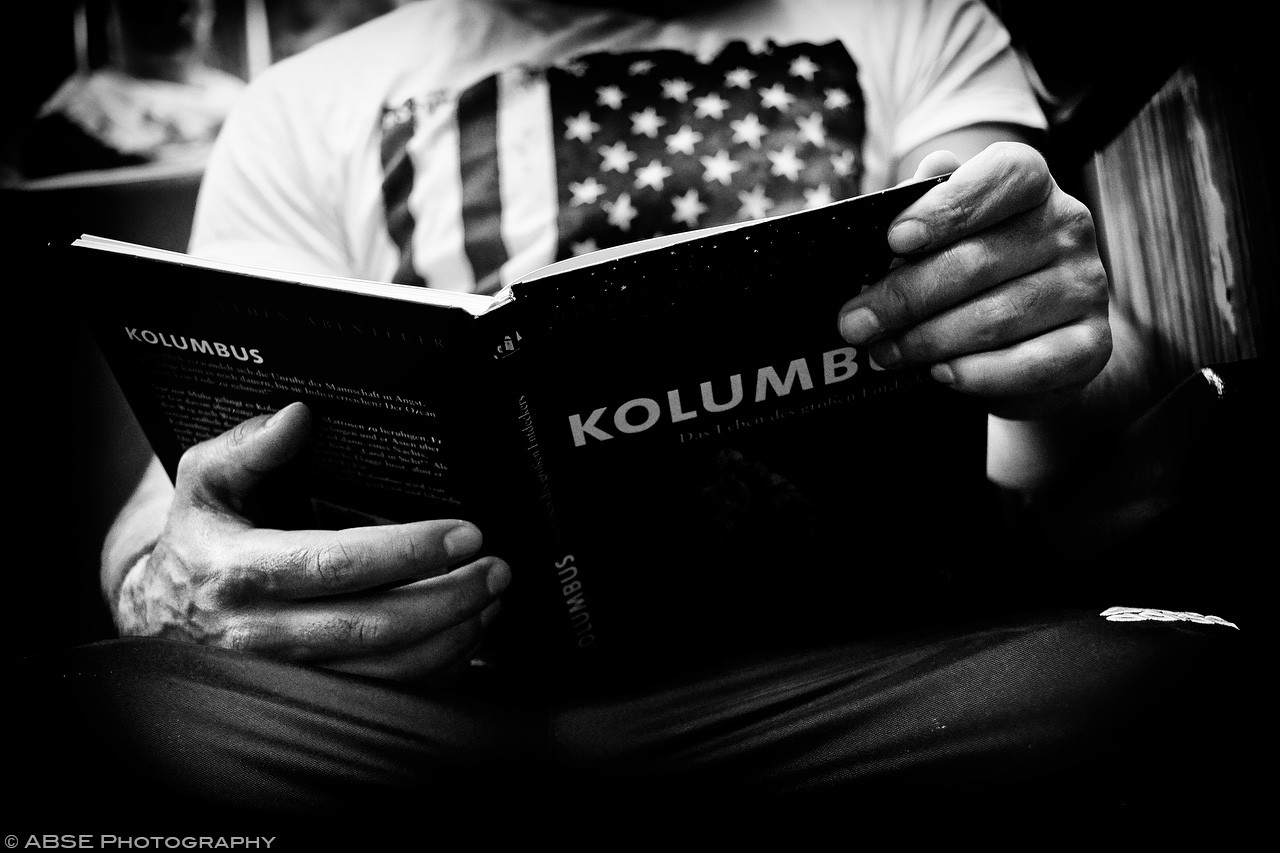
[838,142,1112,420]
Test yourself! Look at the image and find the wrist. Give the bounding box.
[112,551,155,636]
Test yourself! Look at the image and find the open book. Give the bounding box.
[64,174,993,680]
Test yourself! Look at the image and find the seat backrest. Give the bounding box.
[3,160,204,252]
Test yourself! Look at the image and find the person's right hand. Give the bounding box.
[112,402,510,682]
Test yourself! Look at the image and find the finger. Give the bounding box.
[318,601,501,681]
[886,142,1054,256]
[840,192,1089,345]
[931,318,1112,403]
[868,263,1107,368]
[906,149,961,183]
[227,519,493,599]
[223,556,510,660]
[173,401,312,516]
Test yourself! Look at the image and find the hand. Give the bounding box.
[114,402,510,682]
[838,143,1112,420]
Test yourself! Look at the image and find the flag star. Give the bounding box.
[693,93,731,120]
[767,145,804,180]
[789,55,819,81]
[700,149,742,185]
[634,159,674,191]
[803,184,835,208]
[831,149,858,177]
[630,107,667,138]
[730,113,767,149]
[561,60,588,77]
[571,238,599,256]
[737,186,774,220]
[568,176,608,206]
[759,83,795,111]
[796,112,826,147]
[665,124,704,155]
[599,141,638,173]
[629,59,655,75]
[672,189,708,227]
[564,111,601,143]
[725,67,756,88]
[604,193,639,231]
[596,85,626,109]
[824,88,852,110]
[661,78,695,102]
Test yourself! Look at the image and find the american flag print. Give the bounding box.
[378,39,867,293]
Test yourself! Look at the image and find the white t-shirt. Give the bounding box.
[191,0,1045,292]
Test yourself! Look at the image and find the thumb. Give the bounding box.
[173,401,313,516]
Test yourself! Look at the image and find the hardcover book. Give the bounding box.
[64,174,994,680]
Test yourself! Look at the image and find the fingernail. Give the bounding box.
[265,402,297,428]
[870,340,901,367]
[931,363,955,385]
[443,524,482,558]
[888,219,928,254]
[839,307,882,344]
[486,559,512,595]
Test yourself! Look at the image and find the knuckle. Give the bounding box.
[1067,257,1110,311]
[433,583,472,622]
[978,287,1040,349]
[227,418,257,450]
[997,140,1048,177]
[1086,318,1114,366]
[879,275,919,322]
[1053,321,1112,386]
[935,238,988,288]
[309,611,390,648]
[220,617,266,653]
[222,554,281,600]
[1056,195,1097,248]
[156,537,220,596]
[993,142,1053,209]
[937,187,981,230]
[303,540,359,591]
[349,610,392,646]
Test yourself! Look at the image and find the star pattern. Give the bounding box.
[548,39,866,257]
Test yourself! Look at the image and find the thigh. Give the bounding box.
[551,605,1258,822]
[9,638,546,824]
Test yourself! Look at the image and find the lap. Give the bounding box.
[8,604,1257,834]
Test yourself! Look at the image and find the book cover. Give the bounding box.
[66,173,994,680]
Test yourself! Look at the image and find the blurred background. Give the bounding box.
[2,1,410,657]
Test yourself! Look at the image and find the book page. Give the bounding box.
[73,234,497,316]
[506,174,950,289]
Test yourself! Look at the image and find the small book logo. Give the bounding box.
[495,331,524,359]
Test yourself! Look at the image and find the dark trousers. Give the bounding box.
[9,605,1258,841]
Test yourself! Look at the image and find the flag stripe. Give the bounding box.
[379,107,430,287]
[457,75,510,294]
[496,69,560,285]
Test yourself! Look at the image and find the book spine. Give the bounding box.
[471,309,602,677]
